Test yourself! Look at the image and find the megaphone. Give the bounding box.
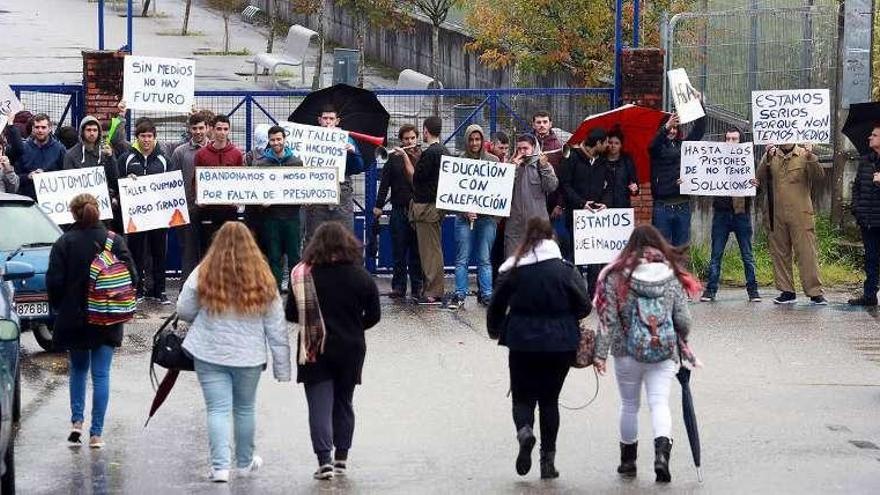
[348,131,386,147]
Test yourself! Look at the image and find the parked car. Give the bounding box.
[0,193,62,352]
[1,259,34,495]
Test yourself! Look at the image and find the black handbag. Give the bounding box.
[150,312,194,388]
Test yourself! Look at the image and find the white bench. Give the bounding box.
[381,69,442,121]
[252,25,318,85]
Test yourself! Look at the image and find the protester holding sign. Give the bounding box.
[755,143,826,305]
[446,124,500,309]
[649,106,706,247]
[700,128,761,303]
[171,112,211,281]
[848,124,880,308]
[118,119,175,304]
[5,112,66,200]
[504,135,559,257]
[301,105,364,244]
[63,116,120,209]
[193,114,244,253]
[252,125,305,290]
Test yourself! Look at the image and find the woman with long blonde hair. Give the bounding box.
[177,221,290,483]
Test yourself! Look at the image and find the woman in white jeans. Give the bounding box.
[593,225,700,483]
[178,222,291,483]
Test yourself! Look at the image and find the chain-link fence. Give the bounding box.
[9,86,83,130]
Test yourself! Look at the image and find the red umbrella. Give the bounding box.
[567,105,670,183]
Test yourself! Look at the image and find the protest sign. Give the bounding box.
[679,141,756,197]
[195,167,339,206]
[34,168,113,225]
[573,208,635,265]
[751,89,831,144]
[0,80,23,133]
[280,122,349,183]
[435,156,516,217]
[123,55,195,113]
[667,69,705,124]
[118,171,189,233]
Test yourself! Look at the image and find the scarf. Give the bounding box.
[291,262,326,365]
[499,239,562,273]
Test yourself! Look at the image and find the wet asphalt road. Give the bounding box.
[11,279,880,494]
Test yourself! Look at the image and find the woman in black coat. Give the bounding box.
[487,217,591,480]
[286,222,381,481]
[46,193,136,449]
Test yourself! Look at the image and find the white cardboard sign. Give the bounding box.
[751,89,831,144]
[667,69,705,124]
[679,141,756,197]
[195,167,339,205]
[436,156,516,217]
[34,168,113,225]
[0,80,23,133]
[118,171,190,233]
[573,208,635,265]
[123,55,195,113]
[280,122,349,183]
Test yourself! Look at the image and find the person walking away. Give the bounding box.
[286,222,381,480]
[755,143,826,305]
[177,222,291,483]
[400,116,449,305]
[701,127,761,302]
[193,114,244,252]
[46,193,137,449]
[301,104,365,243]
[118,119,175,304]
[5,112,66,199]
[649,108,706,247]
[171,112,210,282]
[531,111,568,258]
[487,217,590,479]
[252,125,304,290]
[603,128,639,208]
[373,124,422,300]
[559,128,610,295]
[848,123,880,307]
[593,224,700,483]
[504,135,559,257]
[448,124,499,309]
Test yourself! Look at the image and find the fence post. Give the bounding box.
[488,93,498,137]
[98,0,105,50]
[614,0,623,106]
[633,0,641,47]
[245,96,253,153]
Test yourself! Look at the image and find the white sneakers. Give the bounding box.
[209,455,263,483]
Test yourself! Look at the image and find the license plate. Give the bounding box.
[16,301,50,318]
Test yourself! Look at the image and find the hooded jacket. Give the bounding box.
[487,239,590,352]
[6,124,67,199]
[63,116,119,197]
[594,260,692,362]
[851,151,880,228]
[458,124,500,218]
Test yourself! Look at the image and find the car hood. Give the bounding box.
[0,246,51,293]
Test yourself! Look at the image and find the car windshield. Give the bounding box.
[0,203,62,251]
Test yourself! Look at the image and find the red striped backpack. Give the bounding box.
[87,232,136,325]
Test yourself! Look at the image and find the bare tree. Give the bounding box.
[335,0,398,87]
[409,0,460,85]
[181,0,193,36]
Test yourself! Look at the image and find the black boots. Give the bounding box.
[617,442,637,477]
[539,451,559,479]
[515,426,536,475]
[654,436,672,482]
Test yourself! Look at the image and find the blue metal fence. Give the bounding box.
[10,85,614,273]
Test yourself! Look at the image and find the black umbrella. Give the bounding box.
[676,365,703,482]
[843,102,880,157]
[289,84,390,160]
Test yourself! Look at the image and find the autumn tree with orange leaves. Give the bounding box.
[465,0,694,86]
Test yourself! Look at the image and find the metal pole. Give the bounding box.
[747,1,758,95]
[98,0,105,50]
[802,0,815,87]
[127,0,133,53]
[614,0,623,106]
[488,93,498,137]
[633,0,641,47]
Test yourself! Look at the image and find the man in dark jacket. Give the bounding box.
[649,109,706,246]
[118,119,176,304]
[849,124,880,307]
[6,112,66,199]
[700,127,761,303]
[373,124,422,300]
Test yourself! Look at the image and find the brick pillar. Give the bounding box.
[83,50,125,127]
[621,48,664,226]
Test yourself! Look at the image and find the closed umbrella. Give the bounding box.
[676,364,703,482]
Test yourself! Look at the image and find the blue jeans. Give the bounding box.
[69,345,114,437]
[861,226,880,299]
[194,359,263,470]
[390,207,422,295]
[454,215,497,299]
[553,215,573,262]
[652,201,692,247]
[706,211,758,294]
